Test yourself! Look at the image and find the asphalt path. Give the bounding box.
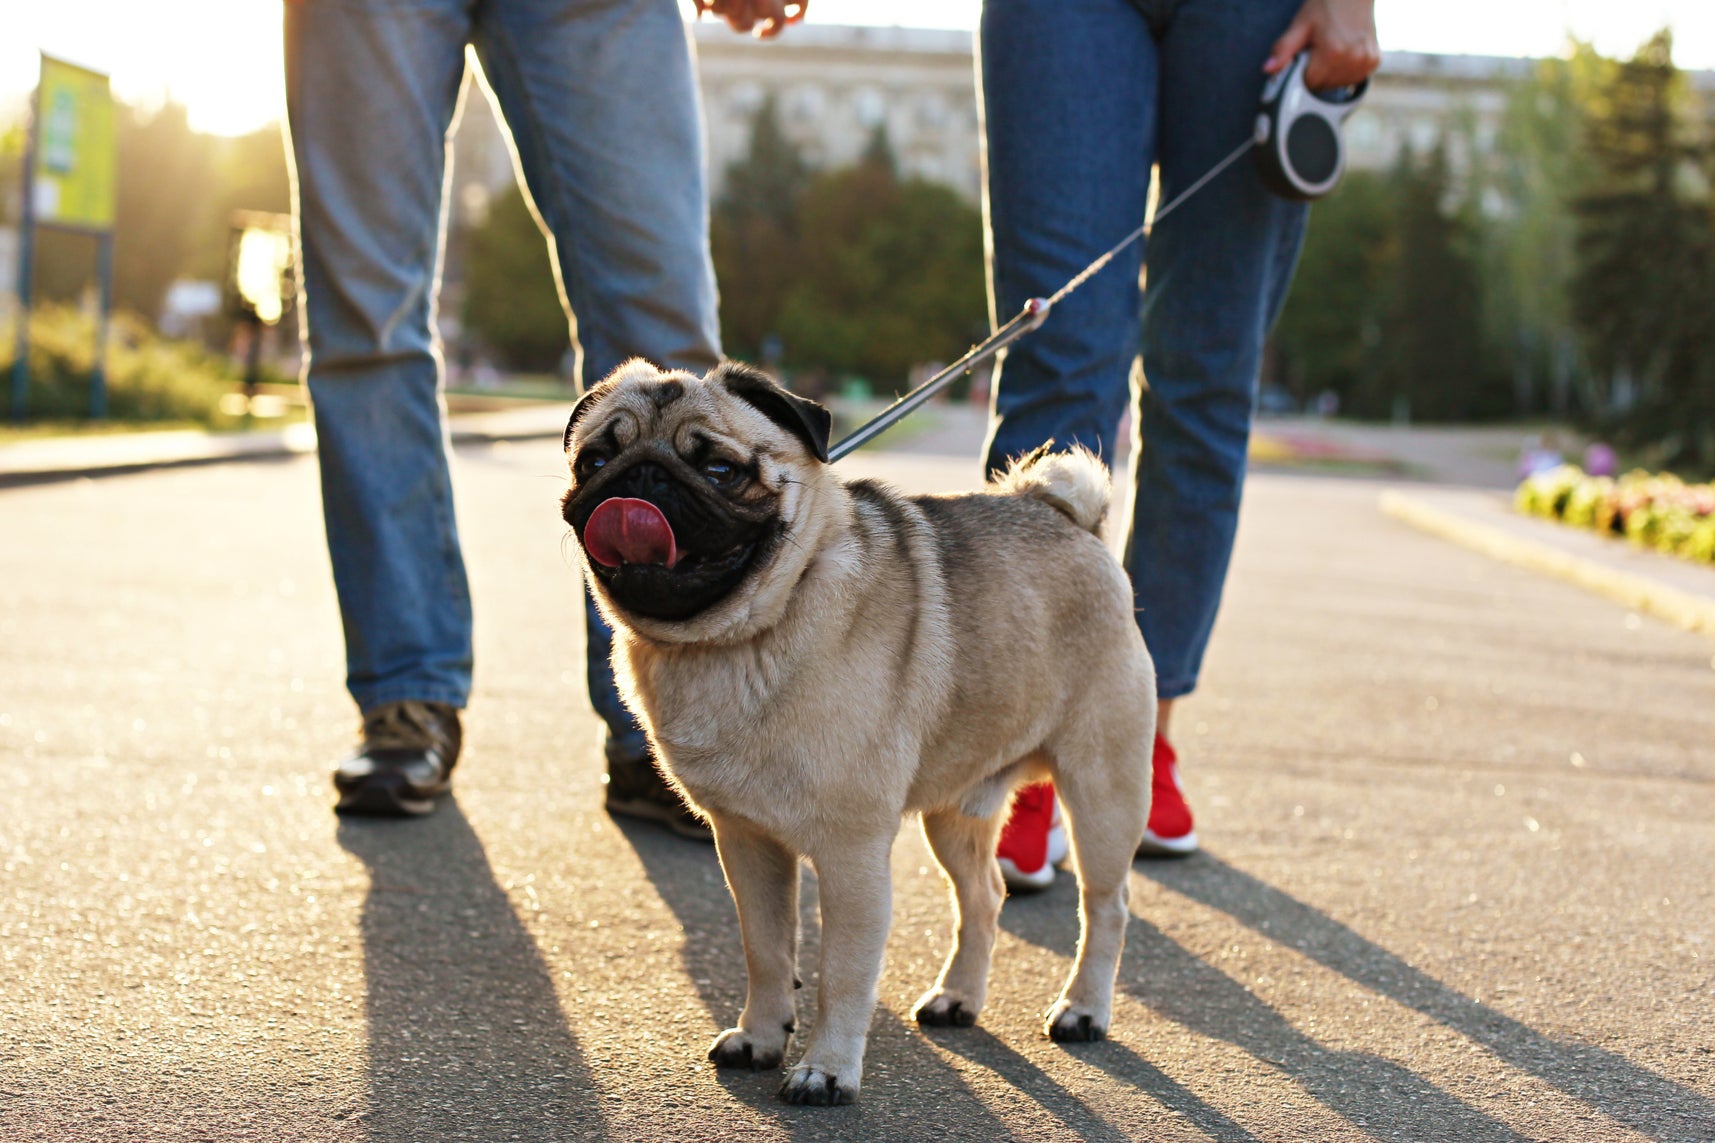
[2,438,1711,1142]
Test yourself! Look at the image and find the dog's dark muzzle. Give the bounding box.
[565,461,775,622]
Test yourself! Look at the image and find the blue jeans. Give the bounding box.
[980,0,1308,700]
[285,0,719,752]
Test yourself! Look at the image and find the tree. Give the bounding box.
[459,183,569,372]
[1473,46,1605,416]
[711,96,809,362]
[1273,170,1394,406]
[0,121,24,226]
[710,109,988,388]
[775,135,987,386]
[112,101,220,322]
[1364,144,1496,421]
[1569,29,1715,471]
[8,101,289,329]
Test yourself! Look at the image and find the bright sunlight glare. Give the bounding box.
[4,2,285,136]
[2,0,1710,139]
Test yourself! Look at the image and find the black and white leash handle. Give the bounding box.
[826,52,1367,463]
[1253,50,1369,201]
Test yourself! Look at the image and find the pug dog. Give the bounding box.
[560,359,1156,1106]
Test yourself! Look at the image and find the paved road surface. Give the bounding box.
[2,438,1711,1141]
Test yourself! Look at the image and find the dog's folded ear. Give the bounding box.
[712,361,832,464]
[563,381,613,452]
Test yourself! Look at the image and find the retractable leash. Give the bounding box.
[826,51,1368,464]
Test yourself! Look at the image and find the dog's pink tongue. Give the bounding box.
[584,497,679,569]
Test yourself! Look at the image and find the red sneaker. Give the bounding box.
[1137,735,1199,857]
[996,781,1068,892]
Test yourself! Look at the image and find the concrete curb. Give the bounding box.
[1379,488,1715,639]
[0,407,573,488]
[0,424,321,487]
[0,396,977,487]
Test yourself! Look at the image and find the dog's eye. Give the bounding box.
[702,459,744,488]
[575,453,608,481]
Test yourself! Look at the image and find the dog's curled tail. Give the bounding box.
[993,444,1111,538]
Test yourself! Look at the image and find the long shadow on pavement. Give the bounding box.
[621,818,1087,1141]
[1003,863,1536,1143]
[925,1023,1243,1142]
[339,801,609,1143]
[1140,854,1715,1142]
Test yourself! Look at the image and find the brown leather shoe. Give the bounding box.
[334,701,462,817]
[603,747,711,842]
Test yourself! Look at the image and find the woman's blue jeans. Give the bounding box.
[980,0,1309,699]
[285,0,719,753]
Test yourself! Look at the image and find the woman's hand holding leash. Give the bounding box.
[696,0,808,40]
[1266,0,1380,90]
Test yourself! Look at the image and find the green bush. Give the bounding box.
[0,304,247,427]
[1516,465,1715,564]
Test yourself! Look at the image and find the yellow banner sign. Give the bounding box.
[33,55,117,232]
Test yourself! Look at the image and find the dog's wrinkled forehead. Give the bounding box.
[564,361,692,452]
[564,365,715,456]
[564,359,831,463]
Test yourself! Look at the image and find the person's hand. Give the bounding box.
[1264,0,1379,90]
[696,0,807,39]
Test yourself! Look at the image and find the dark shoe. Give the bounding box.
[334,701,462,817]
[603,747,712,842]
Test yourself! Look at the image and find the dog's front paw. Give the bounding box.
[912,987,981,1028]
[709,1025,790,1071]
[1045,999,1109,1043]
[779,1062,857,1106]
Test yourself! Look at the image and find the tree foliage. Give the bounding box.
[111,102,217,321]
[7,100,290,328]
[1272,170,1393,405]
[711,96,808,363]
[776,143,987,383]
[458,184,570,372]
[1,303,247,425]
[1278,27,1715,449]
[1366,144,1496,421]
[1568,30,1715,471]
[711,105,987,388]
[1471,47,1604,415]
[1276,148,1496,421]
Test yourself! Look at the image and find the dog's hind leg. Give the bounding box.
[911,807,1005,1028]
[1044,741,1150,1042]
[707,813,800,1071]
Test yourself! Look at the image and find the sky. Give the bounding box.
[2,0,1712,137]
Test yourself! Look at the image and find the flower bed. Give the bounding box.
[1516,466,1715,565]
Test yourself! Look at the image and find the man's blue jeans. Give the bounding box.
[980,0,1309,700]
[285,0,719,755]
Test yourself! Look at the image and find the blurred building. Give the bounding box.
[448,27,1715,217]
[1347,51,1535,176]
[445,24,978,226]
[694,24,981,200]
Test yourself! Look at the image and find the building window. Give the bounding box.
[1410,117,1439,154]
[789,84,826,124]
[853,86,886,128]
[727,82,764,117]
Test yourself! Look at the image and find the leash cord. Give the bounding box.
[827,134,1257,464]
[1042,135,1257,308]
